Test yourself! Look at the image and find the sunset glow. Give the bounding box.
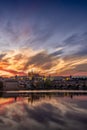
[0,0,87,77]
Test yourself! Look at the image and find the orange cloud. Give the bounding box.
[0,48,87,77]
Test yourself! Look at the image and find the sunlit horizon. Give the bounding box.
[0,0,87,77]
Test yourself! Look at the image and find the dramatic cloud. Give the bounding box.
[75,63,87,72]
[63,32,87,56]
[13,54,24,61]
[24,51,58,71]
[0,46,87,76]
[63,34,80,46]
[0,53,7,60]
[50,49,63,57]
[0,0,87,76]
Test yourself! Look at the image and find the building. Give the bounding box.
[3,79,18,91]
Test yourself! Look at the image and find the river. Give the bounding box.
[0,91,87,130]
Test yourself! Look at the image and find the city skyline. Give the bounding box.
[0,0,87,77]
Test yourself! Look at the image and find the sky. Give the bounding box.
[0,0,87,76]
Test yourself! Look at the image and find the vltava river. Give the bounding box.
[0,92,87,130]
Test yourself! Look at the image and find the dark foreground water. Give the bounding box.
[0,92,87,130]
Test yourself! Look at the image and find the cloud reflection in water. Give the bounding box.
[0,95,87,130]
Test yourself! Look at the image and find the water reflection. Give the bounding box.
[0,92,87,130]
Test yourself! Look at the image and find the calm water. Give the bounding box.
[0,92,87,130]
